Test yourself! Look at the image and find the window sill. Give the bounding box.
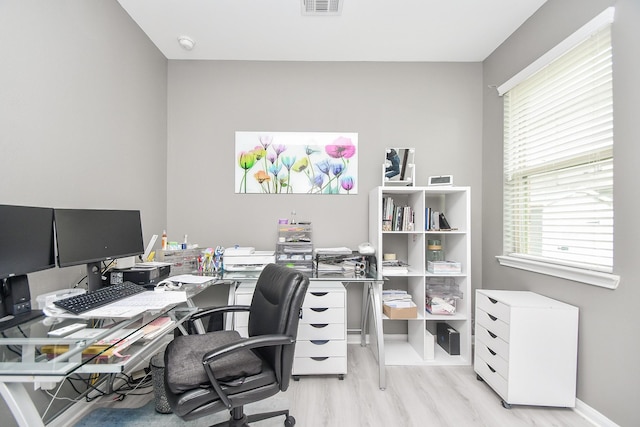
[496,255,620,289]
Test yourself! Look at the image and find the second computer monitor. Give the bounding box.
[54,208,144,291]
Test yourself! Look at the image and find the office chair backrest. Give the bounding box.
[248,263,309,390]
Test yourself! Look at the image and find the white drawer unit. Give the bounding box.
[474,289,579,409]
[293,281,347,379]
[232,281,347,379]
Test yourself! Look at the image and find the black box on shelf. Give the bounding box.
[436,322,460,355]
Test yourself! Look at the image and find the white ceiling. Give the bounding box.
[117,0,547,62]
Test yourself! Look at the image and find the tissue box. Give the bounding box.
[383,302,417,319]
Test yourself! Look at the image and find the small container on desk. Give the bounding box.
[159,248,201,275]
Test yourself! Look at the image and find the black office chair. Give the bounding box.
[163,264,309,426]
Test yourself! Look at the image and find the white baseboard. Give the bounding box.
[573,399,619,427]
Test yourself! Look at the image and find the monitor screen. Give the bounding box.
[54,208,144,267]
[0,204,55,280]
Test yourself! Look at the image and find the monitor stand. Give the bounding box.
[86,261,103,292]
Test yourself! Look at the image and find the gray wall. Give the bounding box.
[482,0,639,425]
[0,1,167,425]
[166,60,483,329]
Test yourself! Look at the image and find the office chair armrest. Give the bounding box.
[189,305,250,321]
[201,334,295,410]
[202,334,294,364]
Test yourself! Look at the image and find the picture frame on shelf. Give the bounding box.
[382,148,415,187]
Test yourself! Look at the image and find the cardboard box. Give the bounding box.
[436,322,460,355]
[383,302,417,319]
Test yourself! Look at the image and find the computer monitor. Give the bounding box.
[0,205,56,316]
[54,208,144,291]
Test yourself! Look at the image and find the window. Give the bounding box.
[496,8,619,289]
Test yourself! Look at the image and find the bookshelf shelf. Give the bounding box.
[369,186,472,366]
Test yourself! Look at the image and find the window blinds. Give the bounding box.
[503,23,613,272]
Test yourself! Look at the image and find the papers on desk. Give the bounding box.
[314,247,353,255]
[135,261,172,268]
[81,291,187,318]
[168,274,214,284]
[43,291,188,319]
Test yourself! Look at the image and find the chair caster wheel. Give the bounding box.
[501,400,512,409]
[284,415,296,426]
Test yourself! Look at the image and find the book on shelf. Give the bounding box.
[381,197,414,231]
[427,209,455,231]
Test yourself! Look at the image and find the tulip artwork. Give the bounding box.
[235,132,358,194]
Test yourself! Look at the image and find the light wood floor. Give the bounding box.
[56,344,596,427]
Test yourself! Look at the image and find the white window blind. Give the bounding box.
[502,22,614,274]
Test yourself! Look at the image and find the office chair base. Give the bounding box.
[212,407,295,426]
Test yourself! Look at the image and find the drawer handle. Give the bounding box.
[488,314,497,321]
[487,331,497,339]
[310,307,329,313]
[487,347,496,356]
[310,324,329,329]
[311,292,329,297]
[310,340,329,345]
[488,297,498,304]
[311,357,329,361]
[486,363,496,373]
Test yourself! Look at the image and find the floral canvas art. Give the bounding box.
[235,131,358,194]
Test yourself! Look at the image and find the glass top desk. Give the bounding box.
[0,278,220,427]
[213,268,387,391]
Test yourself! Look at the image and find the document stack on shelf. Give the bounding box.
[382,289,417,318]
[381,259,409,274]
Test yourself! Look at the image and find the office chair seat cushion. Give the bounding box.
[165,330,262,394]
[168,359,280,419]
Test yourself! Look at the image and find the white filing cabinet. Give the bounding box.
[232,281,347,379]
[293,281,347,379]
[474,289,579,408]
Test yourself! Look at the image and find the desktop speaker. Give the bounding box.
[4,276,32,315]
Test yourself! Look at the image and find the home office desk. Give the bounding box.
[0,278,221,427]
[218,269,387,390]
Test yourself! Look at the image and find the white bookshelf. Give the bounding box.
[369,186,472,366]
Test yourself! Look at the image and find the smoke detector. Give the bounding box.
[177,36,195,51]
[301,0,342,16]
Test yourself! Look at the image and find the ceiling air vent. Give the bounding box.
[302,0,343,16]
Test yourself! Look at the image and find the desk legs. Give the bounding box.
[358,280,386,390]
[0,382,45,427]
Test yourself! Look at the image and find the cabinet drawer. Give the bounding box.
[293,356,347,375]
[475,342,508,379]
[476,292,511,323]
[234,312,249,328]
[475,355,508,400]
[300,307,344,324]
[475,324,509,361]
[295,340,346,357]
[297,323,345,340]
[303,291,344,308]
[476,308,510,342]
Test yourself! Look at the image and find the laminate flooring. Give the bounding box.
[55,344,596,427]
